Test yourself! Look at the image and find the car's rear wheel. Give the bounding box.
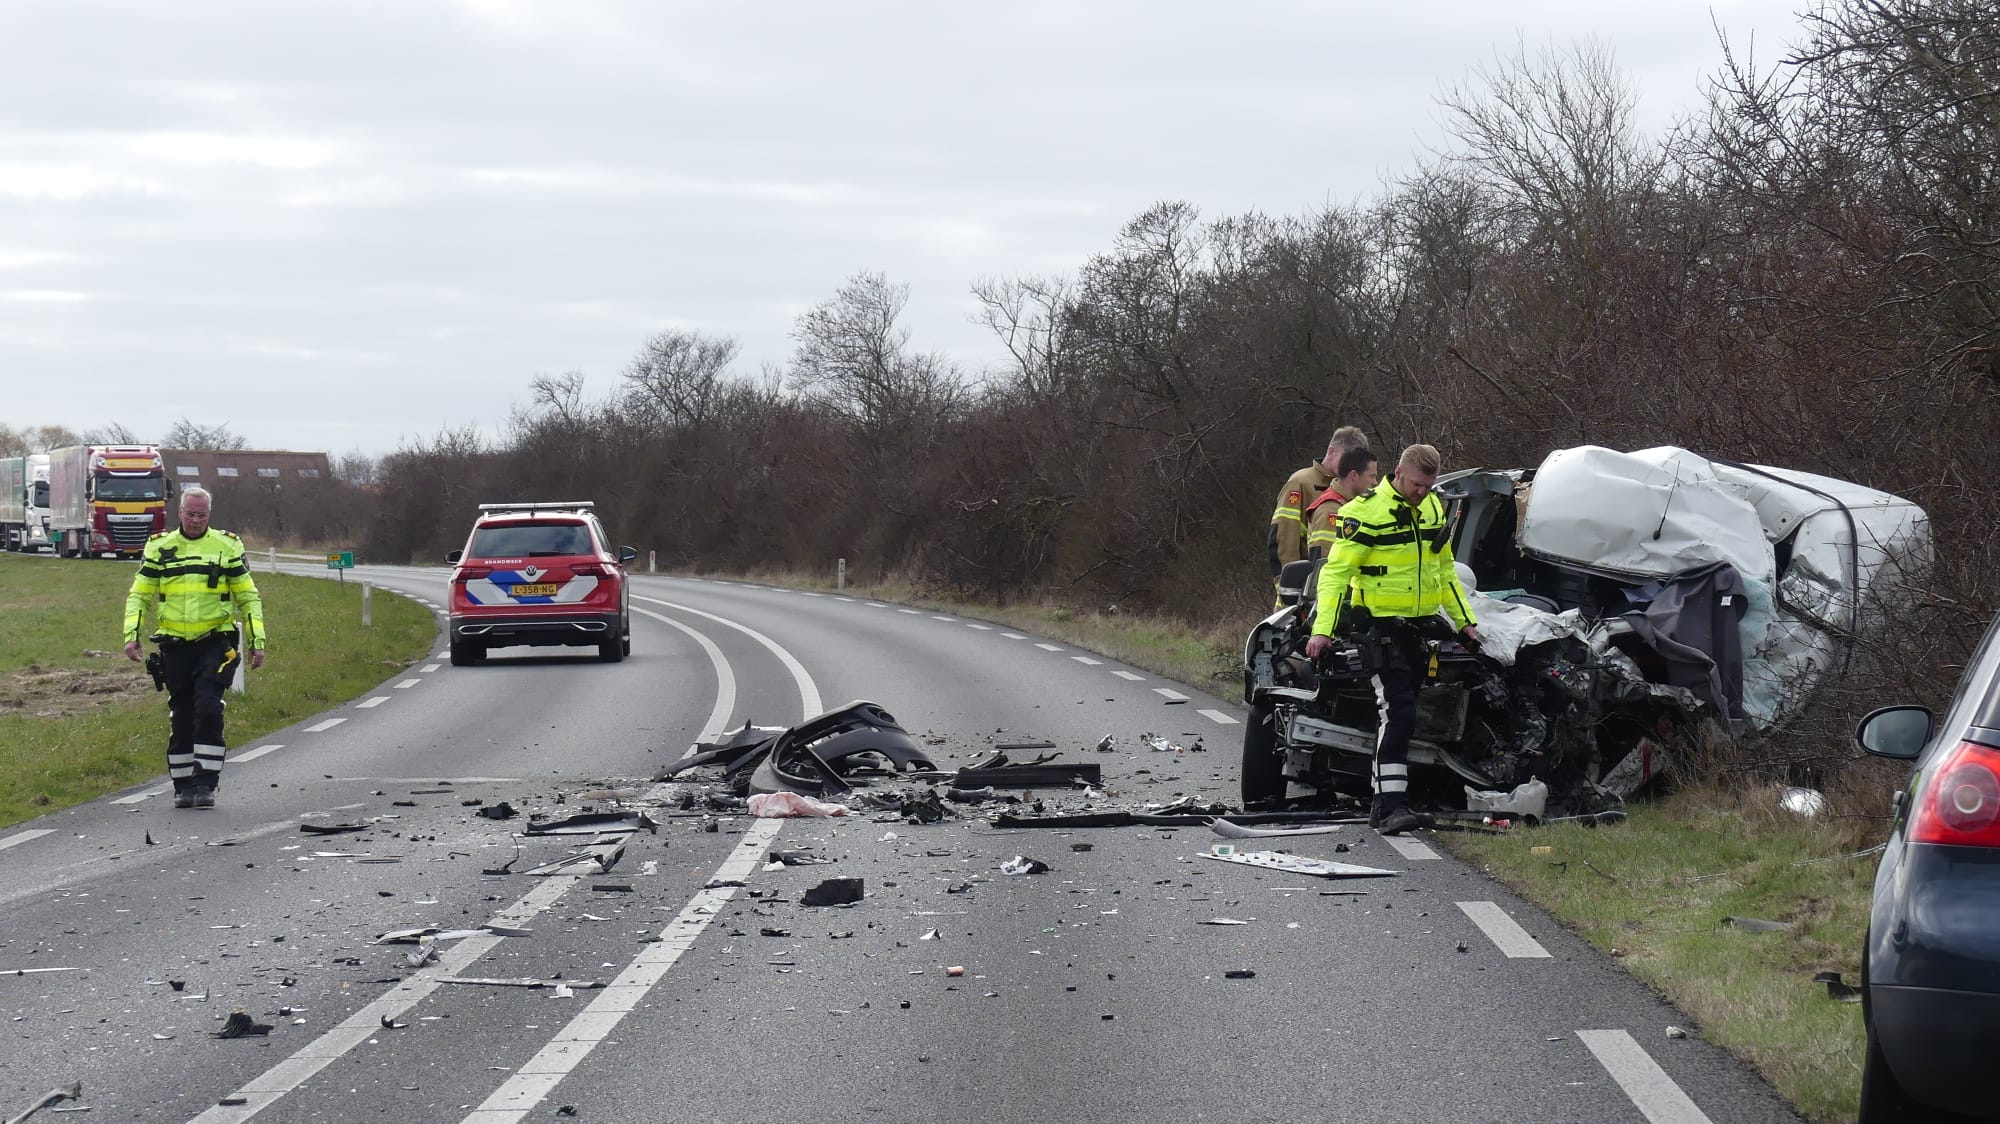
[598,629,624,663]
[449,639,484,667]
[1241,702,1286,805]
[1859,993,1978,1122]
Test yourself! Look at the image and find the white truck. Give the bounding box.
[0,453,53,552]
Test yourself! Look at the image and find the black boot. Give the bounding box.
[172,781,197,810]
[1377,807,1435,836]
[192,778,217,808]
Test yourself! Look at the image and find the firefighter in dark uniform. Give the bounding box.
[122,486,266,808]
[1305,444,1479,835]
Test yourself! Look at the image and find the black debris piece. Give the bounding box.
[993,809,1342,829]
[800,877,865,906]
[760,927,791,937]
[999,856,1051,875]
[768,851,835,867]
[1813,970,1863,1003]
[658,702,937,797]
[298,822,367,836]
[213,1011,273,1039]
[524,811,656,836]
[953,751,1100,789]
[477,802,518,820]
[1224,970,1257,979]
[1723,916,1793,933]
[994,740,1058,752]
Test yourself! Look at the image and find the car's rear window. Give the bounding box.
[466,522,593,558]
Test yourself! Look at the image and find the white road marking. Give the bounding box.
[1380,833,1440,860]
[1577,1029,1716,1124]
[0,829,53,852]
[1070,656,1102,665]
[800,591,821,597]
[460,818,785,1123]
[1001,632,1027,640]
[866,602,888,608]
[1198,709,1240,725]
[965,623,992,630]
[897,608,921,615]
[628,605,735,751]
[1456,901,1552,958]
[232,744,285,764]
[111,785,170,805]
[420,664,440,673]
[356,696,390,709]
[1035,643,1064,651]
[1112,670,1145,681]
[930,615,957,621]
[834,596,855,602]
[633,595,823,716]
[303,718,345,733]
[1153,688,1189,701]
[393,679,420,689]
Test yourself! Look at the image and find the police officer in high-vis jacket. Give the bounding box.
[1305,444,1479,836]
[122,486,267,808]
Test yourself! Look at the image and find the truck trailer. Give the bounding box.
[0,453,53,551]
[47,445,169,558]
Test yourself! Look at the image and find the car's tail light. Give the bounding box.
[1910,740,2000,846]
[569,562,611,577]
[454,566,491,582]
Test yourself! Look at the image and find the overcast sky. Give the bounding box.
[2,0,1808,457]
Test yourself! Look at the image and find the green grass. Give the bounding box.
[713,565,1878,1123]
[0,555,438,827]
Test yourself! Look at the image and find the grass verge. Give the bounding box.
[718,566,1879,1123]
[0,556,438,828]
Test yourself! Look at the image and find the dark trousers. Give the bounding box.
[1365,626,1429,811]
[159,631,239,792]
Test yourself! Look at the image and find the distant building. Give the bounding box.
[163,449,333,486]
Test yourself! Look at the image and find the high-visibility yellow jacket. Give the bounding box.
[124,528,266,647]
[1268,462,1332,576]
[1310,480,1476,636]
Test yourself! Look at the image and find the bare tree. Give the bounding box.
[788,271,965,453]
[82,421,142,445]
[621,329,739,431]
[160,418,247,450]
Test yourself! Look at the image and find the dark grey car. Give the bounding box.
[1854,611,2000,1122]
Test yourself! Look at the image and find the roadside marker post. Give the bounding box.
[362,582,373,627]
[838,558,846,591]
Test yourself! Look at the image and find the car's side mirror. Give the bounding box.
[618,546,638,564]
[445,549,463,564]
[1856,705,1934,760]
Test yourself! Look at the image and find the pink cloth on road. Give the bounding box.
[747,791,850,817]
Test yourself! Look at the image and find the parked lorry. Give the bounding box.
[1,454,54,552]
[47,445,170,558]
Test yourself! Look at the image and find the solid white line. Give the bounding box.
[1198,709,1240,725]
[420,664,440,673]
[0,829,53,852]
[393,679,420,689]
[632,595,823,716]
[1001,632,1027,640]
[232,744,285,764]
[1577,1029,1716,1124]
[628,605,736,749]
[1380,833,1440,860]
[1071,656,1102,665]
[304,718,345,733]
[1035,643,1064,651]
[1112,670,1145,681]
[1456,901,1552,958]
[356,697,389,709]
[110,785,170,805]
[965,623,991,630]
[1153,688,1189,701]
[460,818,785,1123]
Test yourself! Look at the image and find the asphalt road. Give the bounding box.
[0,561,1804,1123]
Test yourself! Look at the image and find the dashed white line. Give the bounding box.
[897,608,921,615]
[1198,708,1240,725]
[420,664,440,673]
[1035,643,1064,652]
[965,623,992,630]
[1379,833,1440,860]
[1577,1029,1715,1124]
[1070,656,1102,665]
[1456,901,1552,958]
[111,785,169,805]
[304,718,346,733]
[1001,632,1027,640]
[929,615,957,622]
[1153,688,1189,701]
[1112,670,1145,681]
[233,744,285,764]
[800,591,821,598]
[0,829,54,852]
[356,697,390,709]
[834,596,855,602]
[393,679,421,689]
[866,602,888,608]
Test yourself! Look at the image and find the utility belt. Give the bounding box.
[152,627,236,649]
[1340,608,1454,678]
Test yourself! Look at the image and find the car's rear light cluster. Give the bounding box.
[569,562,611,577]
[454,566,491,581]
[1910,740,2000,847]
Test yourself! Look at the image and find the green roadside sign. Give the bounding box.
[327,550,354,570]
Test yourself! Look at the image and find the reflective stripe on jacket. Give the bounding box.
[1309,480,1476,636]
[1268,462,1332,576]
[124,528,266,647]
[1304,484,1353,559]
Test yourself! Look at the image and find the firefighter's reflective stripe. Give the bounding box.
[463,571,601,606]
